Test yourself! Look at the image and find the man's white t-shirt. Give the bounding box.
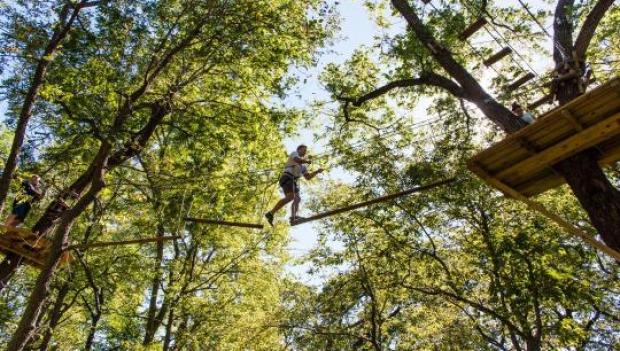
[284,151,308,178]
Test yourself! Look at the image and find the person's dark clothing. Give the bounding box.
[11,180,41,222]
[279,173,299,194]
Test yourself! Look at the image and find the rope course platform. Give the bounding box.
[185,217,264,229]
[0,225,71,269]
[469,77,620,197]
[291,178,456,226]
[468,77,620,260]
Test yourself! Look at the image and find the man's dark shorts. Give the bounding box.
[279,174,299,194]
[11,201,31,222]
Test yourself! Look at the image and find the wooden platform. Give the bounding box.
[468,77,620,197]
[0,225,71,269]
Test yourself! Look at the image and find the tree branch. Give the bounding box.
[574,0,615,60]
[344,72,465,107]
[389,0,523,132]
[553,0,575,64]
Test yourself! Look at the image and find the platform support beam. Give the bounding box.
[561,109,583,131]
[470,163,620,261]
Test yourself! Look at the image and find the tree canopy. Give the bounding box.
[0,1,618,350]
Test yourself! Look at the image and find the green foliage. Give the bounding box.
[0,0,334,349]
[0,0,618,350]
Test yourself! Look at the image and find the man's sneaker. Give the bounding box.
[289,216,306,225]
[264,212,274,227]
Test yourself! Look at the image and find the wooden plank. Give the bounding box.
[68,235,181,251]
[185,218,264,229]
[0,236,46,268]
[472,114,567,170]
[573,91,620,127]
[528,93,554,110]
[507,72,535,91]
[517,92,617,153]
[470,77,620,197]
[497,112,620,185]
[468,164,620,261]
[483,47,512,66]
[481,122,577,173]
[517,137,539,154]
[484,118,577,172]
[458,18,487,41]
[291,178,456,226]
[0,225,58,268]
[515,140,620,197]
[484,147,533,174]
[549,79,620,125]
[561,109,583,131]
[516,172,565,197]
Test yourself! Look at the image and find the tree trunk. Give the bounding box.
[6,144,110,351]
[83,313,101,351]
[144,224,166,345]
[7,223,72,351]
[554,144,620,252]
[0,3,85,212]
[38,281,72,351]
[550,0,620,252]
[163,307,175,351]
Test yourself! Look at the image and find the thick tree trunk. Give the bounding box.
[554,141,620,252]
[6,145,110,351]
[550,0,620,252]
[7,224,72,351]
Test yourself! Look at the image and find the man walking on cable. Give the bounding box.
[265,144,323,226]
